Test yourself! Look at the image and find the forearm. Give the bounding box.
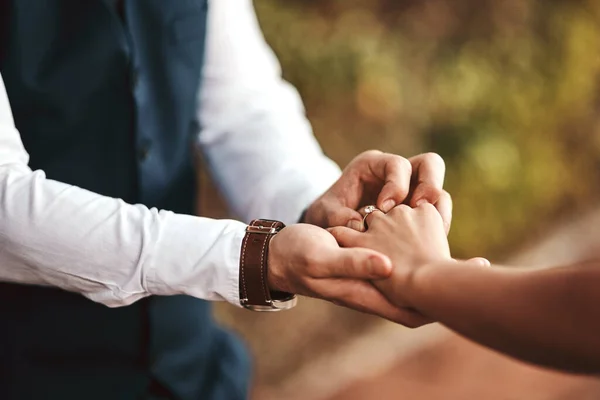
[409,260,600,373]
[198,0,340,224]
[198,64,341,224]
[201,131,339,224]
[0,164,246,307]
[0,72,247,307]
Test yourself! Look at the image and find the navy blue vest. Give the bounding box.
[0,1,249,399]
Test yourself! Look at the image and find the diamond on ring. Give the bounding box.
[363,205,378,215]
[362,205,381,230]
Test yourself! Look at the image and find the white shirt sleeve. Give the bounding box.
[0,73,245,308]
[198,0,342,225]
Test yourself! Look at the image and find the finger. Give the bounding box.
[317,202,364,230]
[323,279,434,328]
[357,152,412,213]
[412,188,452,235]
[358,205,386,231]
[346,219,364,232]
[408,153,446,207]
[410,183,443,207]
[344,206,366,232]
[415,201,441,218]
[327,226,363,248]
[364,209,385,230]
[322,246,392,279]
[435,190,453,234]
[386,203,413,219]
[336,207,364,231]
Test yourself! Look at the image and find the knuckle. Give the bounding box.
[389,204,412,217]
[368,209,386,223]
[376,212,389,225]
[347,150,382,171]
[438,190,453,208]
[440,189,452,203]
[422,152,446,170]
[362,149,383,159]
[399,155,413,171]
[389,154,411,173]
[428,183,444,196]
[420,202,438,214]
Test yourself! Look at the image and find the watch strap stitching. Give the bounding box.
[259,220,277,302]
[239,229,250,303]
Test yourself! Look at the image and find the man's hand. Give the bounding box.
[303,150,452,233]
[267,223,432,327]
[329,203,452,313]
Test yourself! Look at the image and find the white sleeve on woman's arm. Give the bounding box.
[0,73,245,308]
[198,0,341,225]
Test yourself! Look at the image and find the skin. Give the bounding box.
[330,204,600,375]
[266,150,448,326]
[304,150,452,233]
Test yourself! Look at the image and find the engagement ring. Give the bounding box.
[361,205,382,230]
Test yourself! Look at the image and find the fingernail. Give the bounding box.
[347,219,364,232]
[416,199,427,207]
[473,258,491,267]
[381,200,396,213]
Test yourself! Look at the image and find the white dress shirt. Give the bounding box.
[0,0,341,307]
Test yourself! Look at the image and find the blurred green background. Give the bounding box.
[254,0,600,261]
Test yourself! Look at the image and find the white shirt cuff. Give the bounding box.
[145,213,246,307]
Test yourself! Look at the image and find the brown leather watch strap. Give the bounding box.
[239,219,296,310]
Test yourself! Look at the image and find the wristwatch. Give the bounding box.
[238,219,297,311]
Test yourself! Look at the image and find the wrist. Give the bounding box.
[405,259,460,310]
[238,219,296,311]
[266,231,289,293]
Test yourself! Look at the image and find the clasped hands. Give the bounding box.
[267,150,486,328]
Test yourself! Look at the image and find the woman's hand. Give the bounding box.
[267,223,434,327]
[329,203,452,312]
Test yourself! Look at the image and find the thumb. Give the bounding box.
[328,226,363,248]
[346,218,365,232]
[339,208,364,231]
[324,204,363,230]
[323,247,392,280]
